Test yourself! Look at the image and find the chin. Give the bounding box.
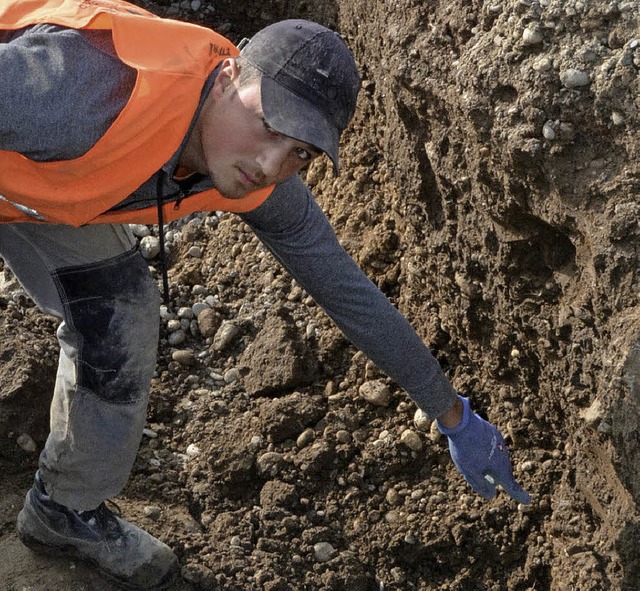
[210,171,251,200]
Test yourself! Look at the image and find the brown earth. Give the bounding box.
[1,1,639,590]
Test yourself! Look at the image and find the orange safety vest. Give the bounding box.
[0,0,273,226]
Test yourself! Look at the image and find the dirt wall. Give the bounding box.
[1,1,639,590]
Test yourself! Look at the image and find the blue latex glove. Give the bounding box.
[437,396,531,504]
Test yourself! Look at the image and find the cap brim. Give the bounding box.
[260,75,340,175]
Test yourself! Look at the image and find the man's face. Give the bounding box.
[189,61,321,199]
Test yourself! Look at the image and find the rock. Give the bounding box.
[129,224,151,238]
[400,429,423,451]
[172,349,196,366]
[386,488,401,505]
[313,542,336,563]
[413,408,430,431]
[167,329,186,346]
[429,421,443,443]
[197,307,222,338]
[560,68,589,88]
[139,235,161,259]
[522,26,543,45]
[143,505,162,520]
[296,427,315,448]
[16,433,37,453]
[359,380,392,407]
[186,443,201,457]
[212,321,240,351]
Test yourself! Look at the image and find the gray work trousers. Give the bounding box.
[0,223,160,511]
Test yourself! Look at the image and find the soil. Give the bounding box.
[1,1,639,590]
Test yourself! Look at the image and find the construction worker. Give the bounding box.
[0,1,530,588]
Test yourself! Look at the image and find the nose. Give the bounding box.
[256,143,290,180]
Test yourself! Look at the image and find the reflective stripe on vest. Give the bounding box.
[0,0,273,225]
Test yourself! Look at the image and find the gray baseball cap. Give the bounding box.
[239,19,361,174]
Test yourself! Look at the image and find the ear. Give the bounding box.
[211,58,240,97]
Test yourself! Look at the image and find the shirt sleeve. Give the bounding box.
[0,24,135,161]
[240,174,458,419]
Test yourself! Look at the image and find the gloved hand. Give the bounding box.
[437,396,531,504]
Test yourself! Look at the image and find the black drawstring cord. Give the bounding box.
[156,173,170,305]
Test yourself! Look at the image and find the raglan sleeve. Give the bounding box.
[240,174,458,419]
[0,25,134,160]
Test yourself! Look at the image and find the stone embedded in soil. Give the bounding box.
[16,433,37,453]
[560,68,590,88]
[313,542,337,563]
[359,379,392,407]
[212,321,240,351]
[172,349,195,365]
[400,429,423,451]
[413,408,430,431]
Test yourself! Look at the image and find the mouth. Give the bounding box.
[238,167,260,189]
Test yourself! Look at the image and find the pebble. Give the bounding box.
[542,121,556,140]
[139,235,161,259]
[168,330,186,346]
[413,408,430,431]
[296,428,315,448]
[560,68,589,88]
[213,322,240,351]
[519,460,536,472]
[177,307,194,320]
[188,245,203,258]
[143,428,158,438]
[129,224,151,238]
[400,429,423,451]
[313,542,336,562]
[197,308,220,337]
[385,510,401,524]
[223,367,241,383]
[143,505,162,520]
[386,488,401,505]
[186,443,201,457]
[359,380,392,407]
[17,433,37,453]
[532,56,552,72]
[172,349,196,366]
[166,319,182,333]
[335,430,351,444]
[159,306,174,321]
[611,111,625,125]
[192,302,209,317]
[429,420,443,443]
[522,26,543,45]
[230,536,243,548]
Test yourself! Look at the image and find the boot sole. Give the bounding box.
[18,528,179,591]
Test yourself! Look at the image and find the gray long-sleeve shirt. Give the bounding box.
[0,24,457,418]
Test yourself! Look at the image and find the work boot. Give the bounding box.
[16,472,179,590]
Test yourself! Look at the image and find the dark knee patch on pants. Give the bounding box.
[54,249,160,403]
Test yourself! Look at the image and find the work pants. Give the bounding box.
[0,223,160,511]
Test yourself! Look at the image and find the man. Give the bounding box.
[0,0,530,589]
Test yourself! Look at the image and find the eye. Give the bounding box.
[295,147,312,161]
